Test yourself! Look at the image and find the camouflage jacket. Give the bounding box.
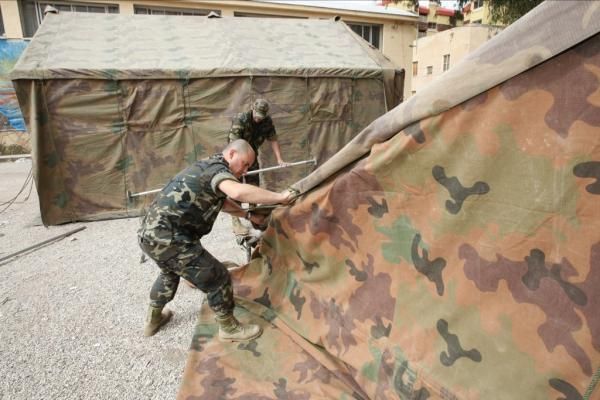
[228,110,277,154]
[138,154,237,245]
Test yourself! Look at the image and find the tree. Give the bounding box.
[457,0,545,25]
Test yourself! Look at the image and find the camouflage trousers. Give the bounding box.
[138,236,234,317]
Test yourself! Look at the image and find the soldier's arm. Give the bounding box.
[264,118,287,165]
[221,198,246,217]
[222,198,267,225]
[228,116,243,143]
[218,180,292,205]
[269,140,288,166]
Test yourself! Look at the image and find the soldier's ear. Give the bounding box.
[224,148,234,162]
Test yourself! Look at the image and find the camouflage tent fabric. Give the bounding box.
[178,2,600,399]
[10,13,402,225]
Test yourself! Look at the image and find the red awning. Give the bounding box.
[436,7,455,17]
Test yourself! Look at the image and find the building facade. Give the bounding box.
[0,0,418,152]
[462,0,506,26]
[411,24,502,94]
[382,0,461,38]
[416,1,461,38]
[0,0,418,95]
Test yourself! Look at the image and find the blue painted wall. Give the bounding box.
[0,39,29,132]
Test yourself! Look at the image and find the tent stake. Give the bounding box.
[0,226,86,264]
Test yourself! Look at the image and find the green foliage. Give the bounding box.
[488,0,544,24]
[457,0,545,25]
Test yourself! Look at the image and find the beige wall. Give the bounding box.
[0,1,24,39]
[464,1,494,24]
[425,4,451,26]
[411,25,502,94]
[383,21,415,99]
[434,14,451,25]
[114,1,134,14]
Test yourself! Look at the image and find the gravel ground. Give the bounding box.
[0,159,246,400]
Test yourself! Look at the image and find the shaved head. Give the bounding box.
[225,139,255,159]
[223,139,256,178]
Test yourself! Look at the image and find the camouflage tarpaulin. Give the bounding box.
[178,1,600,399]
[10,13,402,225]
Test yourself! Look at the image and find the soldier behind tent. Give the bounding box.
[138,139,293,342]
[228,99,288,235]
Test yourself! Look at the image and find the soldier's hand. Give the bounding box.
[278,161,290,167]
[279,188,296,205]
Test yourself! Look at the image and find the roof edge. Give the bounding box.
[9,69,390,81]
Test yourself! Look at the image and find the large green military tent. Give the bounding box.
[10,12,403,225]
[177,1,600,399]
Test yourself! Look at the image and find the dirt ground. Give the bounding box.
[0,159,246,399]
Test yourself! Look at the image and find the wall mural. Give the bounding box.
[0,39,29,132]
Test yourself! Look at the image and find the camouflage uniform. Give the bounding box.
[228,109,277,186]
[138,154,237,317]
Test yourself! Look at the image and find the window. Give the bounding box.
[20,1,119,37]
[412,62,418,77]
[134,6,219,16]
[427,22,437,30]
[0,8,4,36]
[234,12,306,19]
[443,54,450,71]
[473,0,485,9]
[427,66,433,75]
[346,22,382,49]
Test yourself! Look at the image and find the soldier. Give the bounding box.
[138,139,293,341]
[228,98,288,235]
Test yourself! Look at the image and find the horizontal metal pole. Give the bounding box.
[128,188,161,199]
[128,158,316,199]
[245,158,316,176]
